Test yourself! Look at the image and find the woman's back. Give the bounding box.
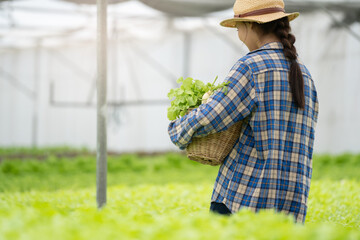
[210,41,319,224]
[242,41,318,161]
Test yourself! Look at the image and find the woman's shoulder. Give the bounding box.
[229,59,253,77]
[238,51,313,79]
[237,50,285,74]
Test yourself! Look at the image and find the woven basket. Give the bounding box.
[185,108,243,166]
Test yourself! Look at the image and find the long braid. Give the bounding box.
[275,18,305,109]
[256,18,305,109]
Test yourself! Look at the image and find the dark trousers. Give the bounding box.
[209,202,232,215]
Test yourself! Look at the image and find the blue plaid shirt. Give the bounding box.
[168,42,319,223]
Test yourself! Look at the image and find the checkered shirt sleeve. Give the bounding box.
[168,61,257,150]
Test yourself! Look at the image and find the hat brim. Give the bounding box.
[220,12,299,28]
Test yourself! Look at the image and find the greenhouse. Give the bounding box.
[0,0,359,239]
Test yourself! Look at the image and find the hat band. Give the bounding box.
[234,7,285,18]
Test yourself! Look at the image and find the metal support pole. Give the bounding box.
[183,32,191,78]
[32,40,41,147]
[96,0,108,209]
[112,19,118,103]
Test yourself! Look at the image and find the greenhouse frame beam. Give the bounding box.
[322,7,360,42]
[49,80,169,108]
[0,6,94,16]
[96,0,107,210]
[50,49,93,82]
[50,99,170,108]
[0,67,35,99]
[32,40,41,147]
[202,19,245,53]
[0,5,165,19]
[0,25,85,32]
[84,39,178,105]
[183,31,191,78]
[130,44,178,88]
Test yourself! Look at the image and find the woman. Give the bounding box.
[168,0,319,224]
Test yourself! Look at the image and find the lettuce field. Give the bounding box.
[0,147,360,239]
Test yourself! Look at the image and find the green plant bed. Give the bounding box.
[0,148,359,239]
[0,180,359,240]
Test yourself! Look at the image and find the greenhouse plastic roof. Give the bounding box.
[138,0,234,16]
[0,0,359,49]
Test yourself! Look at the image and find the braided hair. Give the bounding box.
[254,17,305,109]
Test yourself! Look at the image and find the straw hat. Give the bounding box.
[220,0,299,28]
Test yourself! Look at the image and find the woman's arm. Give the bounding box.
[168,61,257,150]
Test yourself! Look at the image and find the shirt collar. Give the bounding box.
[247,41,283,54]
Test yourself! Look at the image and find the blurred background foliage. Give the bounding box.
[0,147,359,192]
